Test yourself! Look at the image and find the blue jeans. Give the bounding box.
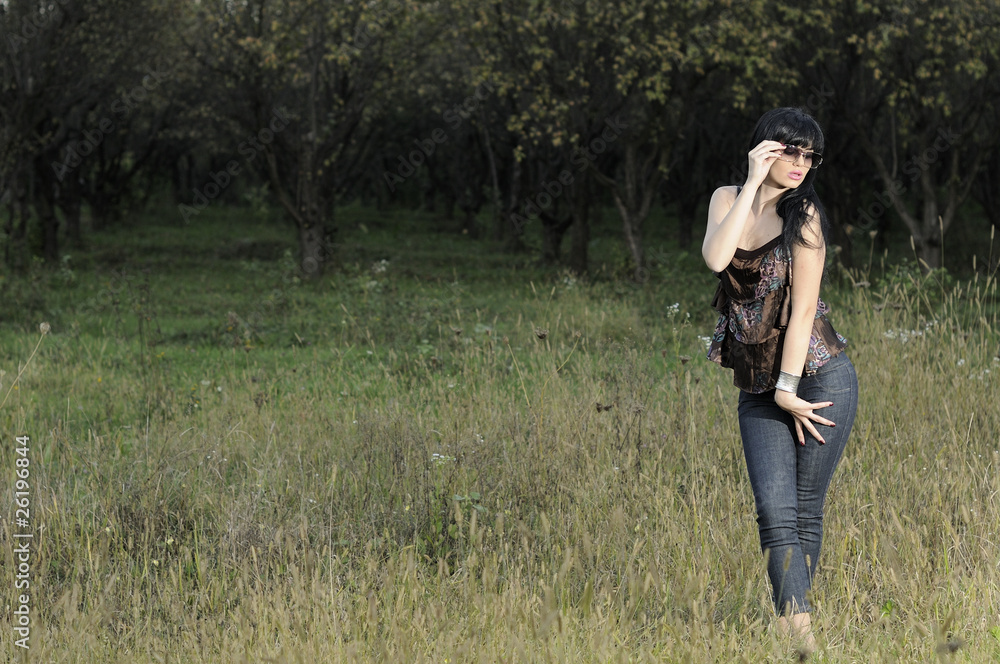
[737,353,858,615]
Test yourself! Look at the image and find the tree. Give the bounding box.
[455,0,792,275]
[804,0,1000,269]
[0,0,177,267]
[188,0,427,276]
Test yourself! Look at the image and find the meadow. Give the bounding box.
[1,204,999,662]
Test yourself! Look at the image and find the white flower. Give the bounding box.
[431,453,456,466]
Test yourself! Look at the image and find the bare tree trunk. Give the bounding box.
[298,223,325,275]
[461,206,479,238]
[59,177,84,248]
[265,134,330,278]
[63,196,83,248]
[263,40,332,279]
[851,119,981,270]
[539,210,573,264]
[296,134,329,277]
[677,194,697,251]
[972,153,1000,235]
[4,174,30,273]
[593,144,667,277]
[502,155,525,250]
[34,188,59,262]
[568,183,590,274]
[482,124,503,236]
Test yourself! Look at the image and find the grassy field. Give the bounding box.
[1,205,999,662]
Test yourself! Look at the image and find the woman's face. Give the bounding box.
[764,143,815,189]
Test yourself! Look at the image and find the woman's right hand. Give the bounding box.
[746,140,786,188]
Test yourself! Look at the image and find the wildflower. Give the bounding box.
[40,322,50,335]
[432,453,456,466]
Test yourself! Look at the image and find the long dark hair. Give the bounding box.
[747,107,830,250]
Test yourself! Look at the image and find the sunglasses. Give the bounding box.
[777,145,823,169]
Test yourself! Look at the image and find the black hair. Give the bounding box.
[747,107,830,250]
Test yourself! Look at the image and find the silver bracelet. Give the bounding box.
[775,371,800,394]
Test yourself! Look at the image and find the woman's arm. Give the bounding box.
[702,186,747,272]
[702,139,786,272]
[774,212,836,444]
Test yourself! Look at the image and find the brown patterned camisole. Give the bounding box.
[706,235,847,393]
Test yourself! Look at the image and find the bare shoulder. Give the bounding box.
[708,185,739,216]
[711,185,740,204]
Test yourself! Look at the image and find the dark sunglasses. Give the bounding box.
[778,145,823,169]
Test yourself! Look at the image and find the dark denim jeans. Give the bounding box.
[737,352,858,615]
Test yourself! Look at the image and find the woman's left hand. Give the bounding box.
[774,390,835,445]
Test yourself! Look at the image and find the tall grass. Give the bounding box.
[1,212,999,662]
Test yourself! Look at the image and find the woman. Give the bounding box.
[702,107,858,650]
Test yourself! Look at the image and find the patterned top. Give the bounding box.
[706,235,847,393]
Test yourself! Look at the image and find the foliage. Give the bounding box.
[4,0,1000,275]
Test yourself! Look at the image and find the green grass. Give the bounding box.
[1,205,999,662]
